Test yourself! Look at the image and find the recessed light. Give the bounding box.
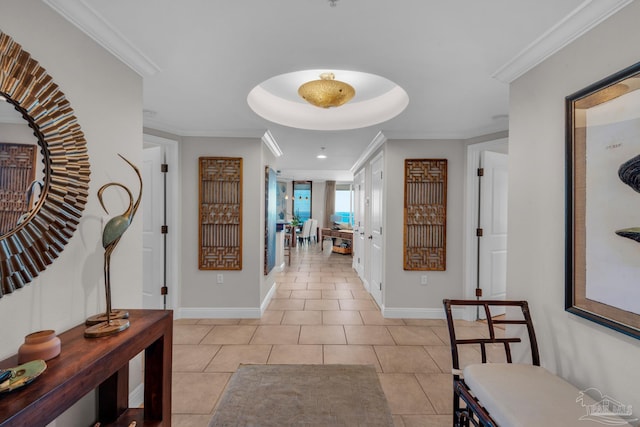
[317,147,327,159]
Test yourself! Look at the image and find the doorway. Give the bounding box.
[464,138,509,320]
[142,134,179,310]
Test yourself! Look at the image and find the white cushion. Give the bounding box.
[463,364,633,427]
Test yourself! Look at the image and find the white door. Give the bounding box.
[478,151,508,313]
[353,169,366,280]
[369,154,384,307]
[142,145,164,309]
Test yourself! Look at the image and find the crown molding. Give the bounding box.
[350,131,387,174]
[43,0,160,77]
[493,0,633,83]
[262,130,283,157]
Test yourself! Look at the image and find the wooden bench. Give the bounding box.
[443,299,634,427]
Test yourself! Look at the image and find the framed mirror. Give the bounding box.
[0,31,90,297]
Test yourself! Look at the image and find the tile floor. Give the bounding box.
[171,243,499,427]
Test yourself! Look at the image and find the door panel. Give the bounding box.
[142,146,164,309]
[353,169,366,280]
[479,151,508,315]
[370,155,384,307]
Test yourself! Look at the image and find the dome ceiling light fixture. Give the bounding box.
[247,69,409,131]
[298,72,355,109]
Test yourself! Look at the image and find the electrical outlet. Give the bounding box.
[420,275,428,285]
[217,274,224,284]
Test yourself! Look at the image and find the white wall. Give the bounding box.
[179,136,264,316]
[508,0,640,414]
[383,139,466,316]
[0,1,143,425]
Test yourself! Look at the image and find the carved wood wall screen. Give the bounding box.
[0,143,36,235]
[404,159,447,271]
[0,31,90,297]
[199,157,242,270]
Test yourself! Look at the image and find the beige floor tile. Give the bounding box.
[282,310,323,325]
[360,311,406,325]
[205,344,272,372]
[403,319,447,327]
[321,289,353,299]
[173,324,214,345]
[322,310,363,325]
[197,318,242,326]
[289,289,321,299]
[272,290,292,298]
[321,276,346,283]
[401,415,451,427]
[239,310,284,325]
[173,344,220,372]
[171,414,214,427]
[267,298,305,311]
[424,345,480,373]
[276,282,308,290]
[335,282,365,290]
[378,373,435,415]
[415,373,452,414]
[351,290,373,299]
[299,325,346,344]
[307,282,336,290]
[339,299,379,310]
[170,247,456,421]
[200,325,257,345]
[386,326,447,346]
[323,345,382,371]
[172,372,231,414]
[304,299,340,310]
[268,344,323,364]
[344,325,396,345]
[375,346,441,374]
[250,325,300,344]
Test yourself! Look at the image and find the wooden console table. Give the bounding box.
[320,228,354,254]
[0,309,173,427]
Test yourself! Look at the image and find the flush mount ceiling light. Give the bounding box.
[299,72,355,108]
[247,69,409,131]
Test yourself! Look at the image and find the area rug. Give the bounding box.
[209,364,394,427]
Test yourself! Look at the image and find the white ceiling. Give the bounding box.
[44,0,630,181]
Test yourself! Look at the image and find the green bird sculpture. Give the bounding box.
[85,154,142,337]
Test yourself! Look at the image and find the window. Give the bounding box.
[293,181,312,222]
[334,184,353,225]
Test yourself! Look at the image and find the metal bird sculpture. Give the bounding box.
[85,154,143,338]
[615,154,640,244]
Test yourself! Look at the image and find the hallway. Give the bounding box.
[171,244,487,426]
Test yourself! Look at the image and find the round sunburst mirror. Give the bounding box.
[0,31,90,296]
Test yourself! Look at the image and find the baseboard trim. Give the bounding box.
[382,307,466,319]
[179,307,262,319]
[261,282,277,315]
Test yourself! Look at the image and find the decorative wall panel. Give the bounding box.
[199,157,242,270]
[404,159,447,271]
[0,143,37,235]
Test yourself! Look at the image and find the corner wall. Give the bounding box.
[508,1,640,413]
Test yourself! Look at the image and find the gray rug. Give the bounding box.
[209,364,394,427]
